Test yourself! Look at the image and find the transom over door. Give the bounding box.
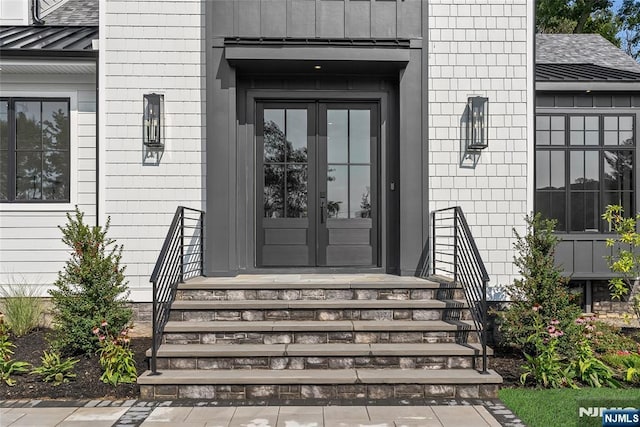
[256,102,378,267]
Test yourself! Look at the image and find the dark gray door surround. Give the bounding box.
[256,101,379,267]
[205,1,430,276]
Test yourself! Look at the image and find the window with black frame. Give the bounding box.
[535,113,635,232]
[0,98,70,203]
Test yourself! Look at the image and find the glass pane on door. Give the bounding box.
[327,109,372,219]
[263,108,308,218]
[322,105,376,267]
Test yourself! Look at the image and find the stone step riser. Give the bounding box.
[169,309,473,322]
[176,288,465,301]
[162,330,479,345]
[154,355,487,371]
[140,383,499,400]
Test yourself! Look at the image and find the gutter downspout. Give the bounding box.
[31,0,44,25]
[92,40,99,227]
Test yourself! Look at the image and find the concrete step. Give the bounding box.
[171,299,468,310]
[182,275,448,289]
[176,286,466,301]
[162,320,479,345]
[177,276,465,302]
[148,343,491,371]
[168,300,473,323]
[163,319,476,332]
[150,342,490,357]
[138,368,503,400]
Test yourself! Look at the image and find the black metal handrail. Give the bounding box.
[149,206,204,374]
[430,206,490,374]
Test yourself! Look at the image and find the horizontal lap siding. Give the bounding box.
[103,0,205,299]
[0,74,96,289]
[428,0,530,297]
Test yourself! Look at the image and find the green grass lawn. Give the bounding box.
[499,388,640,427]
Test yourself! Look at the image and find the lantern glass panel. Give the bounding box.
[143,94,162,147]
[467,97,488,149]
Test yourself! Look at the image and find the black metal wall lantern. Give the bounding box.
[467,96,489,150]
[143,93,163,147]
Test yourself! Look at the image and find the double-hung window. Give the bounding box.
[0,98,70,203]
[535,113,635,232]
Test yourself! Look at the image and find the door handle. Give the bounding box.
[320,198,326,224]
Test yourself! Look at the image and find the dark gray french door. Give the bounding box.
[256,101,378,267]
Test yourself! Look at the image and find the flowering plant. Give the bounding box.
[93,321,137,386]
[520,309,575,388]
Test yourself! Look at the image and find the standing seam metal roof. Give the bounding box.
[536,63,640,81]
[0,26,97,53]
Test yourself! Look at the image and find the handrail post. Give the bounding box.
[482,278,488,374]
[151,279,158,375]
[453,209,458,283]
[199,211,204,275]
[179,207,184,283]
[431,211,436,276]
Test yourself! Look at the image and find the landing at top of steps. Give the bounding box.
[181,274,451,289]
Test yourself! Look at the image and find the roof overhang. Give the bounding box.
[223,38,412,74]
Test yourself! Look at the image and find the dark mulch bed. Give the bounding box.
[1,329,151,400]
[491,346,524,388]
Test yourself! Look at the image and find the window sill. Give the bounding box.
[0,202,77,213]
[554,232,617,240]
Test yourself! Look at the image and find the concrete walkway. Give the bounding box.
[0,400,526,427]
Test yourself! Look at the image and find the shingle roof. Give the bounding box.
[41,0,98,26]
[536,63,640,81]
[0,26,98,55]
[40,0,67,16]
[536,33,640,73]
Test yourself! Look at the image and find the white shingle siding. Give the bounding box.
[101,0,205,300]
[428,0,532,295]
[0,73,96,290]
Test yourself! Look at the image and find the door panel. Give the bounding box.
[257,103,316,267]
[257,101,377,267]
[318,103,378,267]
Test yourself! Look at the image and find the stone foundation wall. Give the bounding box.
[592,282,637,318]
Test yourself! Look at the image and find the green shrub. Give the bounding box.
[31,350,78,386]
[94,322,137,386]
[0,315,30,386]
[0,279,45,337]
[589,321,638,355]
[602,205,640,325]
[497,214,582,355]
[600,352,640,383]
[49,208,132,356]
